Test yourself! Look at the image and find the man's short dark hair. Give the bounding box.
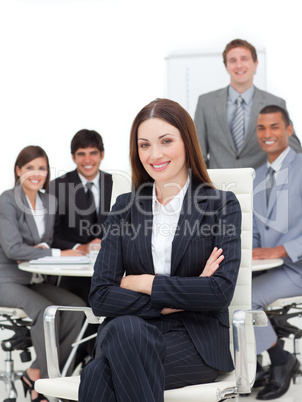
[71,129,104,155]
[223,39,258,66]
[259,105,291,127]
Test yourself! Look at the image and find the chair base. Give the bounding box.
[266,300,302,358]
[263,298,302,386]
[0,352,23,402]
[0,308,32,401]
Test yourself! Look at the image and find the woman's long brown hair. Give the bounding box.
[130,98,213,189]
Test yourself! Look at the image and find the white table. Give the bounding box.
[19,259,284,277]
[252,258,283,272]
[18,262,93,277]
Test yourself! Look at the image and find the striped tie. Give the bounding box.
[231,96,245,151]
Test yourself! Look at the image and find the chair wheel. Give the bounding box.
[20,349,31,362]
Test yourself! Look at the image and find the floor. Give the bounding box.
[1,328,302,401]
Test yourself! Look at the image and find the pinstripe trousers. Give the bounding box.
[0,282,86,378]
[79,315,218,402]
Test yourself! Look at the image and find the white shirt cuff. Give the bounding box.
[38,242,50,249]
[51,248,61,257]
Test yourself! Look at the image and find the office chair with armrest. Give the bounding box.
[0,307,32,402]
[35,168,267,401]
[264,296,302,383]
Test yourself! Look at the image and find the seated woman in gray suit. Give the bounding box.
[0,146,86,402]
[79,99,242,402]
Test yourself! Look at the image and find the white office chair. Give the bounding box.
[109,169,132,209]
[35,168,267,401]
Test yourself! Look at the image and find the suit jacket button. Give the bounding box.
[265,225,269,230]
[236,156,240,160]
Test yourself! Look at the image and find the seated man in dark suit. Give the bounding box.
[194,39,301,169]
[252,105,302,399]
[48,129,113,302]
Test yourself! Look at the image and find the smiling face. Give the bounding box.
[257,112,293,163]
[137,118,188,189]
[225,47,258,92]
[16,157,48,194]
[72,146,104,181]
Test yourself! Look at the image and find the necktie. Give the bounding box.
[231,96,245,151]
[266,167,275,205]
[86,182,97,224]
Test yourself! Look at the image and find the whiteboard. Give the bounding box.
[165,50,266,118]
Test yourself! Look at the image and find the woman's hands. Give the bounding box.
[120,275,182,316]
[200,247,224,277]
[120,247,224,316]
[76,239,101,255]
[161,308,183,315]
[61,249,84,256]
[34,244,84,256]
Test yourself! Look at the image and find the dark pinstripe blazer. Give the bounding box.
[89,182,242,372]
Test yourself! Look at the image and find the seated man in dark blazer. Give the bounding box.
[48,129,113,302]
[194,39,301,169]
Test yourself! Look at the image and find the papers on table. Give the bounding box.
[29,256,90,265]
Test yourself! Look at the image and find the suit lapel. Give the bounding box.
[266,149,295,218]
[97,171,113,223]
[131,183,210,276]
[39,192,52,242]
[253,165,267,223]
[132,185,155,274]
[69,171,87,225]
[215,87,237,153]
[18,187,41,244]
[244,87,265,147]
[171,184,209,275]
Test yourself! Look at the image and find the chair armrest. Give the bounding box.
[43,305,267,391]
[43,305,102,378]
[232,309,267,394]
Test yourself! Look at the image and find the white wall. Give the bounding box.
[0,0,301,194]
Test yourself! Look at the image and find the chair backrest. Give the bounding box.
[208,168,254,319]
[110,170,132,208]
[112,167,255,345]
[208,168,255,378]
[110,168,254,319]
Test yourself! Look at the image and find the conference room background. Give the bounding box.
[1,0,301,194]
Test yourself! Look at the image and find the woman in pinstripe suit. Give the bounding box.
[79,99,242,402]
[0,146,86,402]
